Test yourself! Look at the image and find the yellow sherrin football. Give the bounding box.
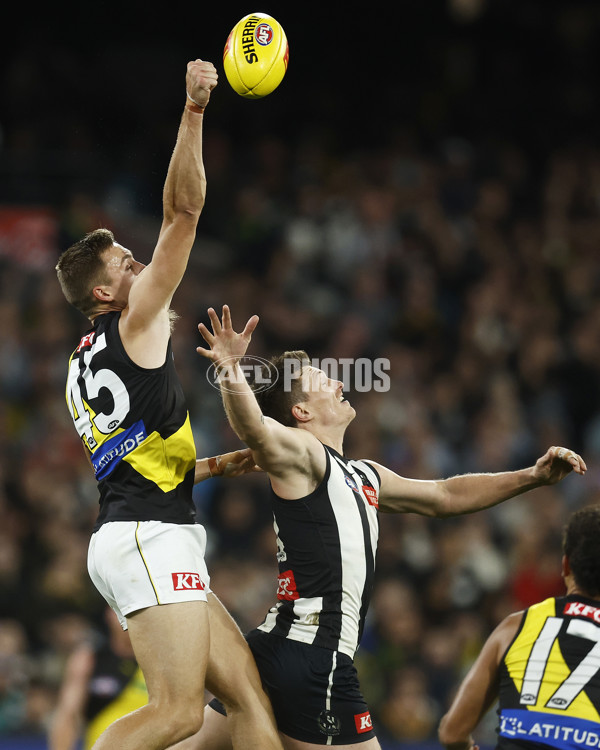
[223,12,289,99]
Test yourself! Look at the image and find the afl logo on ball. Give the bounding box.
[255,23,274,45]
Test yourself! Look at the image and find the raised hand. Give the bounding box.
[186,59,218,110]
[196,305,259,369]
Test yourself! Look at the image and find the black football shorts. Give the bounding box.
[209,629,375,745]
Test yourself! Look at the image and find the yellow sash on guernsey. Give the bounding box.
[123,415,196,492]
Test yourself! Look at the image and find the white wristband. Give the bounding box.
[186,92,205,110]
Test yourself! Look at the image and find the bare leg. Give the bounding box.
[91,600,209,750]
[168,601,381,750]
[169,593,282,750]
[280,734,382,750]
[170,705,231,750]
[205,593,282,749]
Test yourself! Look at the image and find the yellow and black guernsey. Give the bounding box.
[497,595,600,750]
[65,312,197,530]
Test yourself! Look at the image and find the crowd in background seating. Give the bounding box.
[1,1,600,746]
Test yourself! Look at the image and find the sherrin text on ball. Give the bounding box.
[223,12,289,99]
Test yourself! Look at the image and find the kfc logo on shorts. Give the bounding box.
[277,569,299,601]
[171,572,205,591]
[354,711,373,734]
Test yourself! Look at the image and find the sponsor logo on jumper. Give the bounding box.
[354,711,373,734]
[362,485,378,508]
[318,710,341,736]
[91,420,147,480]
[171,573,205,591]
[276,569,299,601]
[77,331,96,351]
[564,601,600,624]
[500,709,600,750]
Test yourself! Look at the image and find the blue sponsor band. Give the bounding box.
[91,420,147,480]
[499,709,600,750]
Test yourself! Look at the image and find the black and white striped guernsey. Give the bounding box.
[257,444,380,659]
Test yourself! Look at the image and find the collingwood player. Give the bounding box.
[439,504,600,750]
[55,63,282,750]
[175,304,587,750]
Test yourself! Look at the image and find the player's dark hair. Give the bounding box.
[563,505,600,597]
[56,228,115,318]
[253,350,310,427]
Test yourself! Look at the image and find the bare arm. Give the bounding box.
[193,448,261,484]
[123,60,218,334]
[438,612,523,750]
[373,446,586,516]
[48,645,95,750]
[197,306,325,497]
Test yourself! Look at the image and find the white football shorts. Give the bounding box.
[88,520,212,629]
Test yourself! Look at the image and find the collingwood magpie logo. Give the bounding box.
[318,710,341,736]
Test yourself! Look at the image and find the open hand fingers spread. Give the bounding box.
[197,321,215,346]
[243,314,260,338]
[207,307,222,335]
[222,304,232,330]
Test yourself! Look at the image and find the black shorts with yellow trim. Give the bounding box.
[209,629,375,745]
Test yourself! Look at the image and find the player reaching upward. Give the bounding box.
[55,63,282,750]
[170,304,586,750]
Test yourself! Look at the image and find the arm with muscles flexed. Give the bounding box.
[371,446,586,517]
[196,307,587,513]
[196,306,325,498]
[120,60,218,368]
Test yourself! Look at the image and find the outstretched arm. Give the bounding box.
[197,306,324,495]
[373,446,586,516]
[194,448,260,484]
[126,59,218,327]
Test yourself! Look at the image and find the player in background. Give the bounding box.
[55,63,282,750]
[48,607,147,750]
[439,504,600,750]
[171,304,586,750]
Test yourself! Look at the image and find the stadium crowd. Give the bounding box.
[1,2,600,748]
